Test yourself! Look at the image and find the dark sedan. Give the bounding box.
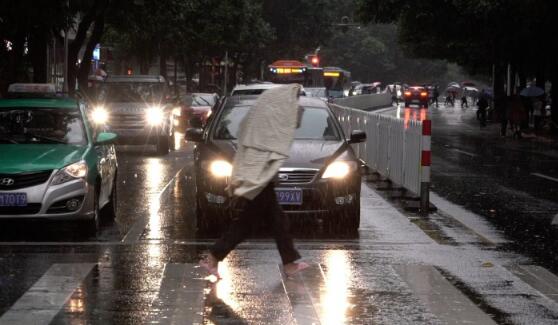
[403,86,429,108]
[186,96,366,234]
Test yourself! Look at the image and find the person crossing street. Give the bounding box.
[199,84,309,279]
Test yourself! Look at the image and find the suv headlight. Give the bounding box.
[322,161,357,179]
[146,106,164,126]
[51,161,88,185]
[91,106,109,124]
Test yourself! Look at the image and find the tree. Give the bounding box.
[0,0,70,93]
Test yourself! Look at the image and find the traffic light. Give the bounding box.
[307,55,319,67]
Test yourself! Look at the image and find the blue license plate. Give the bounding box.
[275,189,303,205]
[0,193,27,207]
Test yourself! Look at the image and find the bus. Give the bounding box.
[323,67,351,98]
[267,60,324,88]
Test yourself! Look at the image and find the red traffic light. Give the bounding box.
[310,56,320,67]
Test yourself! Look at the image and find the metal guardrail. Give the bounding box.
[331,104,431,212]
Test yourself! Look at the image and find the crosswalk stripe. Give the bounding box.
[395,265,497,325]
[0,263,95,325]
[509,265,558,304]
[147,263,206,324]
[280,264,322,325]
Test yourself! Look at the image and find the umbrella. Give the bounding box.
[446,86,461,93]
[462,81,476,87]
[447,82,461,88]
[463,86,479,93]
[520,86,544,97]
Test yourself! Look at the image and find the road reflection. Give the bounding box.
[322,250,350,325]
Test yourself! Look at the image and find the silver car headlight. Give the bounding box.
[146,106,164,126]
[51,161,88,185]
[322,161,357,179]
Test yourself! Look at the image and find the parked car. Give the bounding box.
[404,86,429,108]
[175,93,220,131]
[92,75,175,155]
[0,84,118,234]
[186,95,366,234]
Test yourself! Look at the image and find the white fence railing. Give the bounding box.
[331,104,431,208]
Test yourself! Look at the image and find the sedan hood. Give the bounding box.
[210,140,346,169]
[0,144,88,173]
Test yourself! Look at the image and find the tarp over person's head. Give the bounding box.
[231,84,302,199]
[238,84,302,157]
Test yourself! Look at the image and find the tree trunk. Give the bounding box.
[77,14,106,91]
[535,67,545,89]
[159,44,168,78]
[29,30,48,83]
[5,32,26,87]
[551,68,558,127]
[68,1,101,94]
[493,63,507,120]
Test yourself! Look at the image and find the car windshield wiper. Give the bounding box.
[25,133,67,144]
[194,96,211,106]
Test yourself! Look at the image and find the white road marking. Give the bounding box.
[452,148,477,157]
[395,265,497,325]
[509,265,558,304]
[121,168,183,243]
[430,192,509,245]
[148,263,205,324]
[531,173,558,183]
[0,263,95,325]
[280,263,322,325]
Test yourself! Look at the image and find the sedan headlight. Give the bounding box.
[209,160,233,178]
[146,106,164,126]
[91,106,109,124]
[51,161,88,185]
[322,161,357,179]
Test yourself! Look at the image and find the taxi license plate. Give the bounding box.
[275,189,302,205]
[0,193,27,207]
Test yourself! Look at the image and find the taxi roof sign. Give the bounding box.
[8,83,57,94]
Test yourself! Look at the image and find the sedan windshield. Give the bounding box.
[100,82,165,103]
[0,108,87,145]
[214,106,340,141]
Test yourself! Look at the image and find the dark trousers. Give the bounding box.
[210,183,301,265]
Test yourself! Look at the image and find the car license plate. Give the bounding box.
[275,189,303,205]
[0,193,27,207]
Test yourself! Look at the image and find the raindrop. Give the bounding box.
[134,173,138,178]
[481,261,494,268]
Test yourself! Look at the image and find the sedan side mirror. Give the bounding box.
[95,132,117,145]
[185,128,204,142]
[348,130,366,144]
[189,117,203,128]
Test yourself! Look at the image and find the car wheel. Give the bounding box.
[156,136,170,155]
[100,174,118,220]
[84,187,100,236]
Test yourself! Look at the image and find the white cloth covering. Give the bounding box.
[231,84,301,199]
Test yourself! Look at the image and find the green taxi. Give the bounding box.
[0,89,118,234]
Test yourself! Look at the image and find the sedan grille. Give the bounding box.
[0,170,53,190]
[277,170,318,184]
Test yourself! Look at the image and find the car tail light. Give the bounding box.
[420,92,428,97]
[404,91,412,97]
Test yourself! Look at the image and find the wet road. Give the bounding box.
[1,134,558,324]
